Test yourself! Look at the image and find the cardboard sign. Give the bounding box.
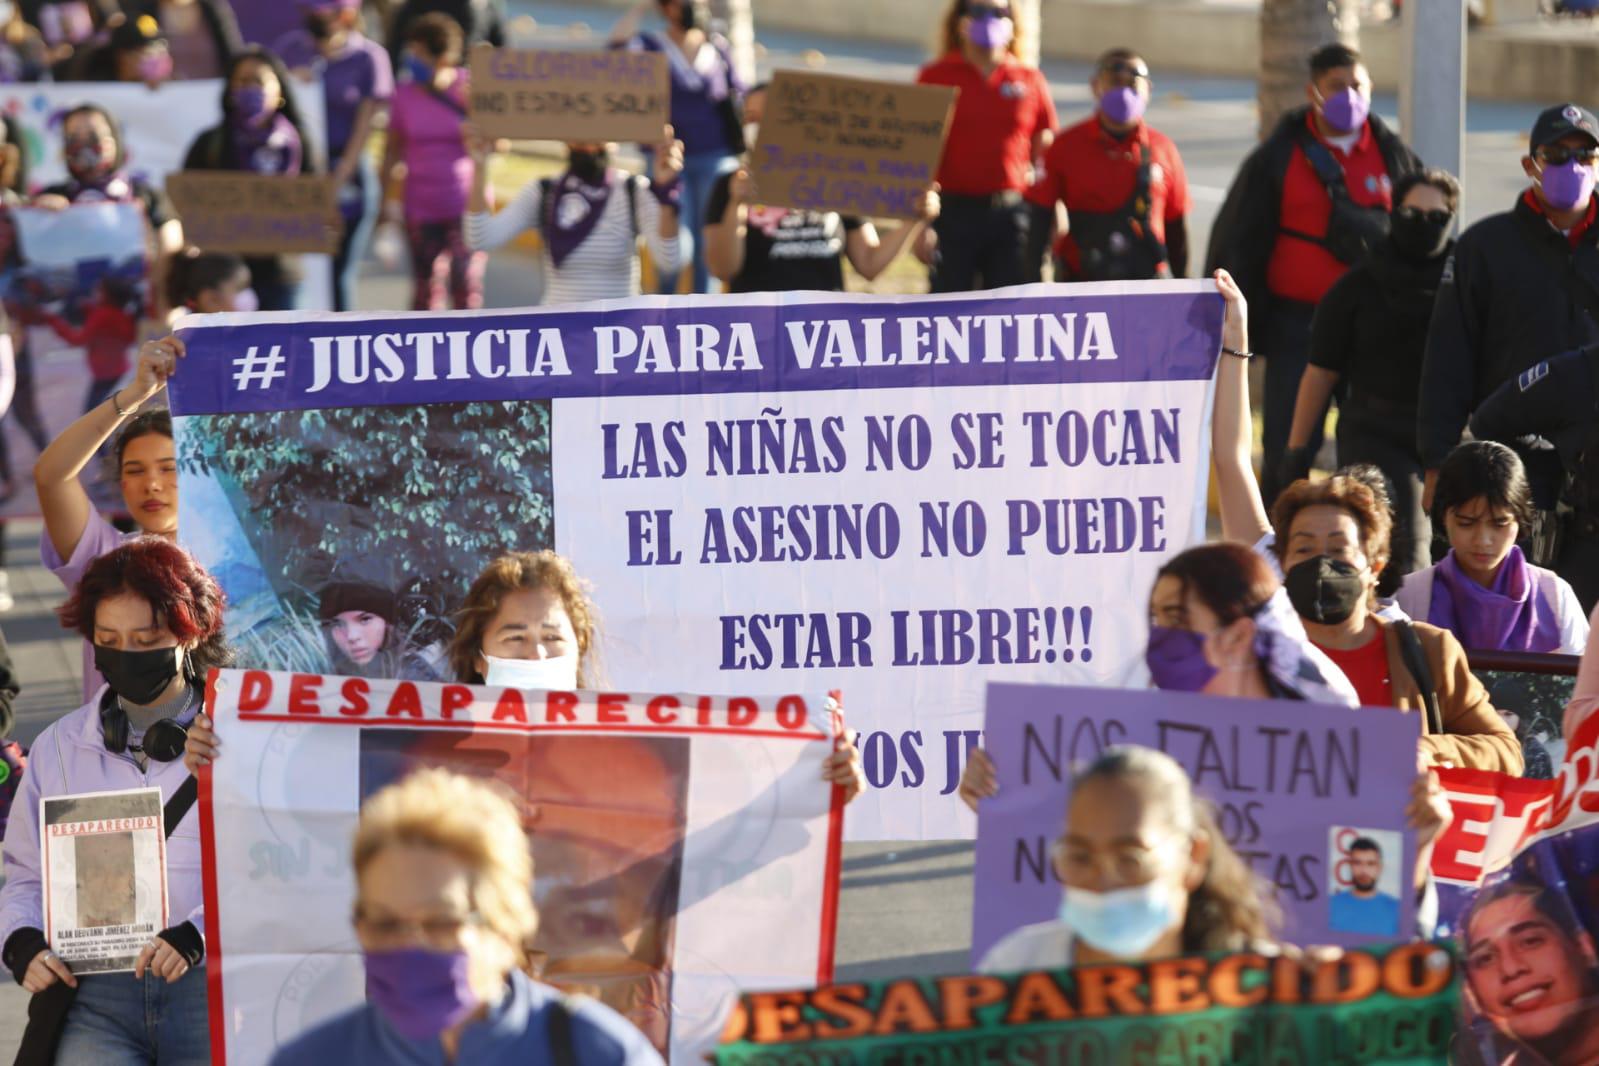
[749,70,955,218]
[467,46,669,143]
[165,173,340,255]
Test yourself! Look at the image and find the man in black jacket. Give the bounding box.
[1419,104,1599,525]
[1207,43,1422,508]
[1470,346,1599,609]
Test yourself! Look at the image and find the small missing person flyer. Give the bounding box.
[41,787,168,974]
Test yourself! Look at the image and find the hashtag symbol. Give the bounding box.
[231,345,287,391]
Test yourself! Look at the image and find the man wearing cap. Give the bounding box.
[1025,48,1191,283]
[1207,43,1422,509]
[1418,103,1599,589]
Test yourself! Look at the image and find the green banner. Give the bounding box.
[715,943,1460,1066]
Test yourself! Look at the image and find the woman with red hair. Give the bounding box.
[0,537,231,1063]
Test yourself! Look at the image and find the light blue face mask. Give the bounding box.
[1057,881,1180,958]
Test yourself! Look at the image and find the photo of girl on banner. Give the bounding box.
[358,728,690,1056]
[177,398,553,671]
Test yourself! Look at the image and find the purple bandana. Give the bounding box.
[543,170,616,269]
[232,113,303,176]
[1429,546,1563,653]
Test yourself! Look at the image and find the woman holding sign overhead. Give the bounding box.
[1209,269,1523,775]
[609,0,744,295]
[182,47,321,312]
[463,126,684,305]
[704,82,942,292]
[916,0,1055,292]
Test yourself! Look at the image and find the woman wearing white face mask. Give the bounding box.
[979,745,1276,971]
[186,549,869,801]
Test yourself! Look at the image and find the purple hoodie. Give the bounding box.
[0,694,204,952]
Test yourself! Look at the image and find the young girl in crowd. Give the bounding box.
[1396,441,1588,654]
[187,549,868,801]
[183,48,319,311]
[609,0,744,295]
[36,335,185,699]
[165,248,253,325]
[383,13,479,311]
[1,539,230,1063]
[464,132,683,306]
[43,275,139,413]
[274,0,391,311]
[1210,270,1522,774]
[916,0,1055,292]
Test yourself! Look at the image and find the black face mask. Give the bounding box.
[568,149,609,185]
[304,12,337,39]
[94,645,181,706]
[1284,555,1367,626]
[1389,209,1452,260]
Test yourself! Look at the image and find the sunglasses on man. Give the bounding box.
[1099,60,1150,81]
[1395,205,1452,226]
[1538,144,1599,167]
[964,3,1012,19]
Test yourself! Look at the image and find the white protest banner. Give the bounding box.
[199,669,843,1066]
[169,283,1223,840]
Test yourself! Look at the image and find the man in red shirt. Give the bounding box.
[1207,43,1421,507]
[1025,48,1190,282]
[917,0,1056,292]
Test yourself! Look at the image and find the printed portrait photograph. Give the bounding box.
[74,830,137,929]
[1326,826,1402,938]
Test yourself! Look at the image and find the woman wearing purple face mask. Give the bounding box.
[916,0,1056,292]
[958,540,1357,813]
[268,768,663,1066]
[182,47,321,311]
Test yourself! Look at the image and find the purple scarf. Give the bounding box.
[543,170,616,269]
[231,113,303,176]
[1429,546,1563,652]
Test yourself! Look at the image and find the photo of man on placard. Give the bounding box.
[1327,828,1401,937]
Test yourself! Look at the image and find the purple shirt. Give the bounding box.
[390,78,472,224]
[273,29,393,157]
[623,32,741,157]
[41,509,134,702]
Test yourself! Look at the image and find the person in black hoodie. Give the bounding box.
[1206,42,1422,510]
[1280,168,1460,578]
[1418,103,1599,528]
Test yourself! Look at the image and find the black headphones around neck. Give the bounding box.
[99,687,191,763]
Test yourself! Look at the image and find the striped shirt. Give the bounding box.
[464,173,680,305]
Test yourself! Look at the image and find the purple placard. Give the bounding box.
[167,286,1222,416]
[971,683,1421,964]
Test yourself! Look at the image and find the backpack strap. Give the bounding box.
[626,174,640,241]
[546,994,579,1066]
[535,176,555,238]
[163,775,198,838]
[1393,620,1444,737]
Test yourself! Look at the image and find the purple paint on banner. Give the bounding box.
[970,683,1420,966]
[166,288,1223,416]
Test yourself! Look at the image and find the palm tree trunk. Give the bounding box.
[711,0,757,88]
[1014,0,1042,67]
[1258,0,1359,138]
